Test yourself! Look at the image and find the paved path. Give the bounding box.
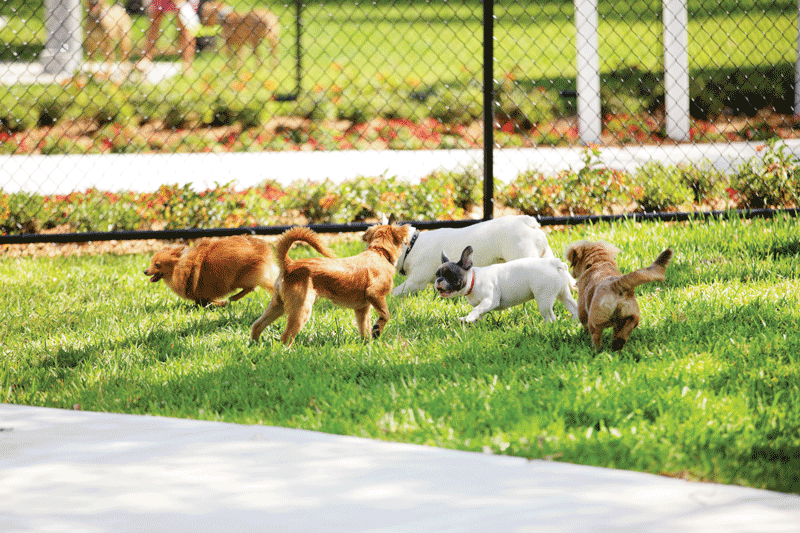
[4,139,800,195]
[2,403,799,532]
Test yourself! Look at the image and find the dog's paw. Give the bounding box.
[611,337,627,351]
[371,324,382,338]
[458,315,477,324]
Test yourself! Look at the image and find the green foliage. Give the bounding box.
[729,140,800,209]
[4,142,800,235]
[499,148,635,216]
[496,82,561,130]
[632,161,695,212]
[497,170,566,217]
[428,85,484,126]
[679,160,728,205]
[0,87,38,132]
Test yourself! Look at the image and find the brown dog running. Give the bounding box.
[144,235,278,307]
[200,1,280,66]
[565,240,673,351]
[250,224,413,346]
[84,0,132,63]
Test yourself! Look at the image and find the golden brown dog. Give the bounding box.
[565,240,673,351]
[200,1,280,65]
[144,235,278,307]
[84,0,132,63]
[250,224,413,346]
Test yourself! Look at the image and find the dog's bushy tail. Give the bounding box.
[275,226,336,273]
[611,249,673,294]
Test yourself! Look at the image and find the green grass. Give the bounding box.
[1,0,795,90]
[2,214,800,493]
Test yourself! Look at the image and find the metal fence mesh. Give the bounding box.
[1,0,798,239]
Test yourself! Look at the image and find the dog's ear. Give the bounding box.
[565,245,577,269]
[387,213,397,225]
[441,249,450,264]
[459,246,474,270]
[362,225,377,242]
[401,224,413,243]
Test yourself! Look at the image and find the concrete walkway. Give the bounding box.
[2,403,799,532]
[0,60,181,87]
[4,139,800,196]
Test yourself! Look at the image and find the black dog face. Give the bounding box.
[434,246,474,298]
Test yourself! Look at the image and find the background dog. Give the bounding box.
[250,224,412,346]
[393,215,571,297]
[565,240,673,351]
[84,0,132,63]
[144,235,278,307]
[200,1,280,65]
[435,246,578,324]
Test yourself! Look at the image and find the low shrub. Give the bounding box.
[498,149,634,217]
[729,140,800,209]
[2,143,798,235]
[497,170,566,217]
[679,160,728,206]
[631,161,694,212]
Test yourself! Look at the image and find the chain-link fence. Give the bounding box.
[1,0,799,241]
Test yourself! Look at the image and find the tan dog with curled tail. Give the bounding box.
[250,224,413,347]
[565,240,673,351]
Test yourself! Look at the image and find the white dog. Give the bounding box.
[434,245,578,324]
[393,215,570,296]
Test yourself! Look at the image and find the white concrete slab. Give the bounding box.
[3,140,800,196]
[0,61,180,87]
[2,403,799,533]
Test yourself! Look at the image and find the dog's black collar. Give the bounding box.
[398,228,419,276]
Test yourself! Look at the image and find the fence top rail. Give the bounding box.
[2,208,798,246]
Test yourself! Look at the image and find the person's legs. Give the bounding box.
[143,7,165,63]
[175,18,196,73]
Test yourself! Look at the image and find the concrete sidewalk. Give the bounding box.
[0,61,180,87]
[4,140,800,196]
[2,404,799,532]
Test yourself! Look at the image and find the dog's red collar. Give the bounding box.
[465,271,476,296]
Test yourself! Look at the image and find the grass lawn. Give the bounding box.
[2,214,799,494]
[1,0,795,89]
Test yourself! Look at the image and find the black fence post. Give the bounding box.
[482,0,495,221]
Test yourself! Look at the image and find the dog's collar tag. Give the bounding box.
[398,228,419,276]
[465,270,476,295]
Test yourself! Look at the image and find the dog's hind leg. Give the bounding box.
[250,293,285,341]
[229,287,255,302]
[280,285,316,346]
[368,297,390,339]
[589,324,604,351]
[354,306,371,339]
[611,315,639,351]
[559,287,580,322]
[536,298,558,323]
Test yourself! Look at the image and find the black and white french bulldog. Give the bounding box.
[393,215,575,296]
[434,246,579,324]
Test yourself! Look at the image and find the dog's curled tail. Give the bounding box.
[274,226,336,272]
[611,249,673,294]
